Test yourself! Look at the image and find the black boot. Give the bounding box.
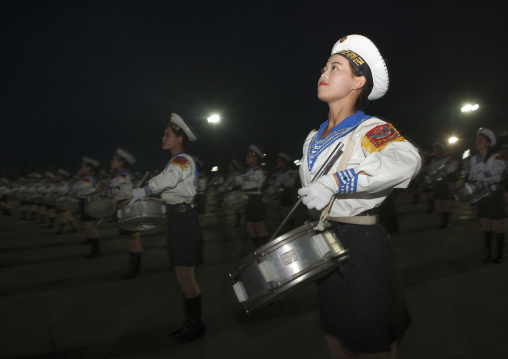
[493,233,505,264]
[439,212,450,229]
[170,294,189,338]
[38,214,45,224]
[46,217,55,229]
[174,295,205,343]
[121,252,142,279]
[425,199,435,213]
[483,231,492,263]
[85,237,101,258]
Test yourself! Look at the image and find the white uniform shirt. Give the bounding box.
[72,175,98,196]
[300,117,421,217]
[430,155,458,177]
[468,152,506,190]
[146,153,197,203]
[55,181,70,196]
[196,174,207,194]
[236,166,266,193]
[274,167,298,188]
[109,170,134,200]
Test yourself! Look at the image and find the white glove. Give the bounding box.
[297,175,338,211]
[234,175,245,185]
[129,188,147,205]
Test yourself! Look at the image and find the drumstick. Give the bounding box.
[270,141,345,240]
[136,172,150,189]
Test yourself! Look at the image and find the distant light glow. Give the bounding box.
[211,166,218,172]
[207,115,220,123]
[462,149,471,160]
[461,104,479,112]
[448,136,459,144]
[294,159,301,166]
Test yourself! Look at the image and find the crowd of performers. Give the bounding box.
[1,34,507,358]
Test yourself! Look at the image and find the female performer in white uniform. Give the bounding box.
[130,113,204,344]
[297,35,421,358]
[469,128,506,263]
[109,148,142,278]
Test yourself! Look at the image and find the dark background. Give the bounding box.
[1,0,507,177]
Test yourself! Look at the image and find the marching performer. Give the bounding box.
[429,142,458,228]
[297,35,420,358]
[130,113,205,343]
[73,156,101,257]
[222,159,244,227]
[27,173,43,221]
[40,172,57,228]
[18,177,29,220]
[109,147,142,279]
[0,178,12,216]
[272,152,298,229]
[235,145,268,247]
[54,169,77,234]
[469,128,506,263]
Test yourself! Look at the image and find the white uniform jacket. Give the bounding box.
[109,170,134,200]
[468,152,506,192]
[274,167,298,188]
[300,117,421,217]
[236,166,266,193]
[72,175,98,196]
[146,153,197,204]
[430,155,458,177]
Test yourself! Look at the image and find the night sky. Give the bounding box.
[1,0,507,177]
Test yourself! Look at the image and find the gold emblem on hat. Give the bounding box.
[339,36,347,43]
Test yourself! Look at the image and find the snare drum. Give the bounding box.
[222,191,248,210]
[262,184,281,198]
[117,198,166,231]
[55,195,80,212]
[84,192,114,218]
[229,221,350,313]
[454,182,487,203]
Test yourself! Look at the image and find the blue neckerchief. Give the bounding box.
[118,169,133,182]
[307,111,371,171]
[475,152,494,164]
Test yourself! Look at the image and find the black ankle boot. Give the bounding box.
[121,252,142,279]
[493,233,505,264]
[174,296,205,343]
[483,231,492,263]
[85,238,101,258]
[439,212,450,229]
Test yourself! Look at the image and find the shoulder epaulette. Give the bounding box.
[361,123,405,153]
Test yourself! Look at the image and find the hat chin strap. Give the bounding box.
[330,89,356,105]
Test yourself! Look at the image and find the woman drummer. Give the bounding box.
[130,113,204,344]
[297,35,421,358]
[54,169,78,234]
[272,152,298,230]
[469,128,506,263]
[109,147,143,278]
[235,145,268,247]
[73,156,101,258]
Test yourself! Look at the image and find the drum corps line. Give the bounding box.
[1,34,507,358]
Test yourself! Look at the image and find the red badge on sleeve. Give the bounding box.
[172,156,190,170]
[362,123,405,153]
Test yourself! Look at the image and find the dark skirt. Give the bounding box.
[245,194,265,222]
[477,190,506,220]
[166,208,203,267]
[317,223,410,353]
[434,176,452,200]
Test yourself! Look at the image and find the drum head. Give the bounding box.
[118,217,166,231]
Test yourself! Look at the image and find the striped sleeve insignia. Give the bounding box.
[361,123,405,153]
[119,173,128,179]
[83,177,92,183]
[172,156,190,170]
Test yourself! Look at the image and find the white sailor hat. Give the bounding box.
[0,178,9,184]
[433,142,446,151]
[116,147,136,165]
[44,171,56,179]
[169,113,198,141]
[476,127,496,147]
[29,172,42,179]
[331,34,389,101]
[248,144,264,158]
[82,156,100,167]
[277,152,291,162]
[57,169,70,177]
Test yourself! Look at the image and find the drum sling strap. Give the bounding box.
[315,135,378,231]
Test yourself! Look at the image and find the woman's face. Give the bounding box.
[110,155,122,170]
[162,126,181,151]
[433,145,443,157]
[246,152,258,167]
[475,135,491,152]
[77,163,92,177]
[317,54,357,103]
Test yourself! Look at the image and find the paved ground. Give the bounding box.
[1,190,508,359]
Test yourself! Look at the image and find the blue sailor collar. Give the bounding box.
[307,111,371,171]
